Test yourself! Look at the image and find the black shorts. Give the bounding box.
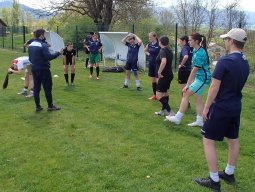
[178,70,190,84]
[63,59,75,65]
[148,62,157,77]
[157,76,173,92]
[125,61,138,71]
[201,104,240,141]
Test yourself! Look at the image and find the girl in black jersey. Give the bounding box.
[154,36,174,117]
[144,32,160,100]
[63,42,76,86]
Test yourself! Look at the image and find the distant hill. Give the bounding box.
[0,0,49,20]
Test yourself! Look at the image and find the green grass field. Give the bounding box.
[0,49,254,192]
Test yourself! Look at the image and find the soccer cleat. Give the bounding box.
[137,87,142,91]
[149,95,157,100]
[26,91,34,98]
[155,110,164,116]
[122,85,128,88]
[187,121,204,127]
[35,106,43,112]
[66,83,69,87]
[89,75,93,78]
[219,170,236,185]
[47,105,61,111]
[71,83,74,86]
[96,77,100,80]
[194,177,221,192]
[165,115,181,125]
[17,90,27,95]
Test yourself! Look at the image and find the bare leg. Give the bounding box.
[203,137,218,172]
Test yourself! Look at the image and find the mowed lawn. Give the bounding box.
[0,49,254,192]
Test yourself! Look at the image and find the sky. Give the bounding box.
[18,0,255,12]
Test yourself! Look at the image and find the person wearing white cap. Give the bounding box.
[194,28,250,192]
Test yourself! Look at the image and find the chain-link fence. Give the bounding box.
[1,23,255,74]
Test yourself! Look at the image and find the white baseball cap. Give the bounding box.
[220,28,247,43]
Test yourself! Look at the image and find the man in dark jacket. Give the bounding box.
[29,29,62,112]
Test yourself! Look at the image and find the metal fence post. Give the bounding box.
[132,24,135,33]
[23,26,26,53]
[76,25,79,57]
[175,23,178,71]
[2,27,4,48]
[57,26,59,34]
[11,26,14,50]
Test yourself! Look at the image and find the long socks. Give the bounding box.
[96,66,99,77]
[71,73,75,83]
[152,82,157,95]
[64,74,68,84]
[90,67,93,75]
[159,97,171,112]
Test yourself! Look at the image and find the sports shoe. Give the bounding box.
[17,90,27,95]
[219,170,235,185]
[149,95,157,100]
[35,106,43,112]
[137,87,142,91]
[122,85,128,88]
[96,77,100,80]
[71,83,74,86]
[25,91,34,98]
[187,121,204,127]
[66,83,69,87]
[47,105,61,111]
[194,177,221,192]
[155,110,164,116]
[165,115,181,125]
[89,75,93,78]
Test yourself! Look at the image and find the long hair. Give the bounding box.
[190,33,209,63]
[149,32,158,42]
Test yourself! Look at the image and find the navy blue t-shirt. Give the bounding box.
[179,44,192,71]
[213,52,249,114]
[125,42,140,63]
[148,41,160,63]
[86,40,102,54]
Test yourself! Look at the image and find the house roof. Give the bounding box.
[0,19,7,27]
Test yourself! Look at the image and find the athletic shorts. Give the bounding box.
[178,70,190,84]
[25,64,32,75]
[63,59,75,65]
[157,76,173,92]
[89,53,100,64]
[188,78,209,95]
[148,62,157,77]
[201,104,240,141]
[125,61,138,71]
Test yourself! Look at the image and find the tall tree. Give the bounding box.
[42,0,152,31]
[173,0,190,35]
[11,0,20,27]
[1,8,11,25]
[206,0,219,46]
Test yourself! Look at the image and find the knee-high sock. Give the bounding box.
[96,66,99,77]
[64,74,68,83]
[159,97,171,112]
[71,73,75,83]
[152,82,157,95]
[86,58,89,68]
[90,67,93,75]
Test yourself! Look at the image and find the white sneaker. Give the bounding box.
[187,121,204,127]
[155,110,164,116]
[17,90,27,95]
[165,115,181,125]
[25,91,33,98]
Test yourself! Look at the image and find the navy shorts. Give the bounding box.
[201,104,240,141]
[63,59,75,65]
[148,61,157,77]
[125,61,138,71]
[157,76,173,92]
[178,70,190,84]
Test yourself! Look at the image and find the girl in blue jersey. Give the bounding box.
[166,33,211,126]
[121,33,142,91]
[85,34,103,80]
[144,32,160,100]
